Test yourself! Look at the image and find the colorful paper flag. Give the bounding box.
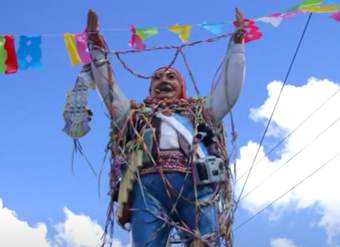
[0,36,6,73]
[168,24,192,42]
[256,16,283,27]
[299,4,340,12]
[4,35,18,73]
[299,0,323,7]
[135,27,158,41]
[330,10,340,20]
[17,36,42,70]
[128,25,145,50]
[64,33,81,65]
[234,18,262,43]
[75,32,91,64]
[200,21,224,34]
[271,11,300,19]
[323,0,339,3]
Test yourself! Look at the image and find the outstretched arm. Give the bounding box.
[85,10,130,126]
[206,8,246,122]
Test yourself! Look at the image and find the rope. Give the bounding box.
[111,33,230,55]
[109,34,230,79]
[234,13,314,211]
[179,49,200,96]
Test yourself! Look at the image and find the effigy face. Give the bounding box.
[150,67,184,101]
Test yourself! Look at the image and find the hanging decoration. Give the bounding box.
[1,0,340,74]
[4,35,18,74]
[17,35,42,70]
[200,21,225,34]
[168,24,192,42]
[235,18,262,43]
[330,10,340,20]
[63,75,93,138]
[135,27,158,41]
[128,24,145,50]
[0,36,7,73]
[75,32,91,64]
[64,33,81,65]
[300,4,340,12]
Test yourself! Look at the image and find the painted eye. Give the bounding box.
[152,74,161,80]
[167,73,176,80]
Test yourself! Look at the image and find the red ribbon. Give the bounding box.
[4,35,18,73]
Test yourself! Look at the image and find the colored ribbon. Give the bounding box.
[128,25,145,50]
[64,33,81,65]
[4,35,18,73]
[0,36,6,73]
[17,36,42,70]
[75,32,91,64]
[168,24,192,42]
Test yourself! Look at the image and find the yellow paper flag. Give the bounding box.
[168,24,192,42]
[63,33,80,65]
[300,4,340,12]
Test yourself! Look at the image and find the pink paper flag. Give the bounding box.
[330,10,340,21]
[128,25,145,50]
[271,11,300,19]
[234,19,262,43]
[75,32,91,64]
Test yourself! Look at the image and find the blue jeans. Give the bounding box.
[131,172,219,247]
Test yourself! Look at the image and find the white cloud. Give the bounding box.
[236,77,340,245]
[271,238,300,247]
[54,207,127,247]
[0,199,51,247]
[0,198,127,247]
[54,207,104,247]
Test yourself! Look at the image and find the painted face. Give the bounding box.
[150,68,183,100]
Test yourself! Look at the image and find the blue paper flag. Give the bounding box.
[323,0,338,3]
[17,36,42,70]
[200,21,225,34]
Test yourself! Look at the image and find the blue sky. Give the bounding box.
[1,0,340,247]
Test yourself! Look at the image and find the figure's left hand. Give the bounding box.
[86,9,106,48]
[233,8,245,44]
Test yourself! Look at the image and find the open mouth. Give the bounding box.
[155,82,174,93]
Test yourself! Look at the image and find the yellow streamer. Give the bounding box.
[300,4,340,12]
[63,33,80,65]
[168,24,192,42]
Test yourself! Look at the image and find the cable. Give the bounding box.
[236,85,340,183]
[234,13,314,211]
[233,150,340,231]
[240,112,340,201]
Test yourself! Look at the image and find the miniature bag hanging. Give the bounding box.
[63,74,94,138]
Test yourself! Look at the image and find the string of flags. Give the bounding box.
[1,0,340,74]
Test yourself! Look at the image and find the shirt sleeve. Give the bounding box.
[86,47,130,127]
[206,40,245,122]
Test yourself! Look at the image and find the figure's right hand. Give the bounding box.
[86,9,106,48]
